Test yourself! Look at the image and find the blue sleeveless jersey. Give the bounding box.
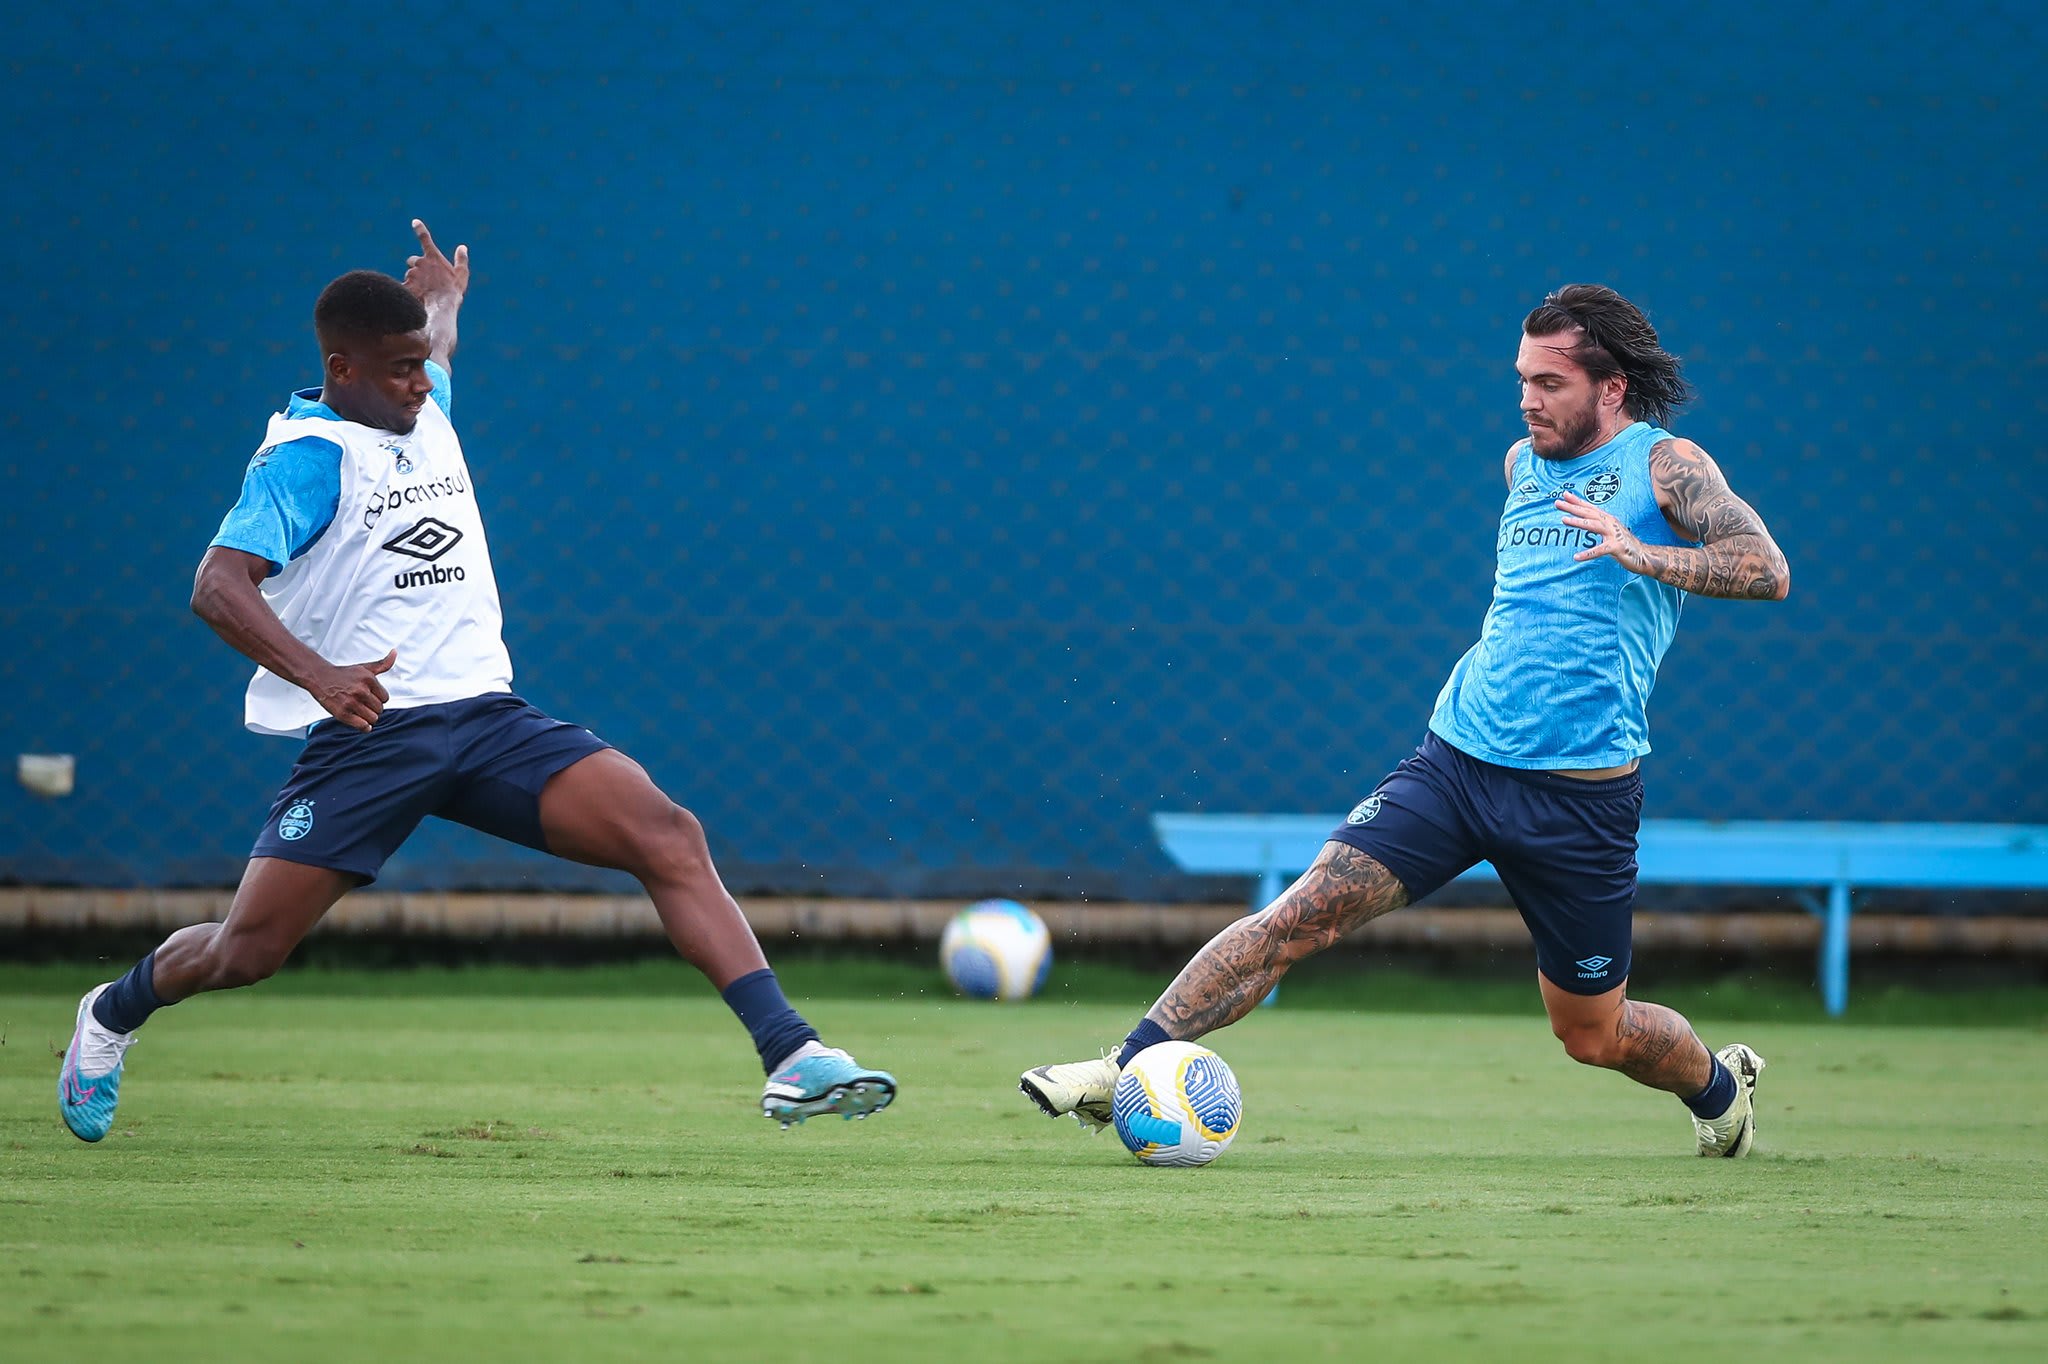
[1428,422,1695,769]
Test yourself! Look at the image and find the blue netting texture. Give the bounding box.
[2,4,2042,895]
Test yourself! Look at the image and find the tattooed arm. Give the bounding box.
[1146,841,1409,1040]
[1556,437,1791,600]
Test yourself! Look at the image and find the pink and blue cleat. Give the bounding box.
[59,984,139,1143]
[761,1041,896,1129]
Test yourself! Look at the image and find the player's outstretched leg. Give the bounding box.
[535,749,895,1126]
[1021,841,1407,1127]
[1540,975,1766,1157]
[58,858,353,1143]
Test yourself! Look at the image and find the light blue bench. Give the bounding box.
[1152,814,2048,1015]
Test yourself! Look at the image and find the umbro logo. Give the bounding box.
[384,517,468,589]
[382,517,464,562]
[1575,955,1614,979]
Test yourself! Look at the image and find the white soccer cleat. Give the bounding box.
[1693,1042,1767,1157]
[1019,1050,1121,1130]
[59,984,140,1144]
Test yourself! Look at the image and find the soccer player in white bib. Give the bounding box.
[1022,285,1789,1158]
[58,221,894,1141]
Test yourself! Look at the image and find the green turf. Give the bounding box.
[4,964,2046,1362]
[7,953,2044,1023]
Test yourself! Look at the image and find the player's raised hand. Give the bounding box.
[1557,491,1652,574]
[312,648,398,732]
[403,219,469,305]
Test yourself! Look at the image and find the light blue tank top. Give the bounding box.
[1428,421,1695,769]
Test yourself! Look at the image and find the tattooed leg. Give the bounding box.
[1538,974,1712,1095]
[1146,841,1409,1042]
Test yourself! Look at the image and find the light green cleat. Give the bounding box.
[1693,1043,1767,1157]
[1019,1049,1121,1130]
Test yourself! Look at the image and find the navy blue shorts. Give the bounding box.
[1327,732,1644,994]
[249,693,611,883]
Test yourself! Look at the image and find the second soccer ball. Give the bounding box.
[939,899,1052,1001]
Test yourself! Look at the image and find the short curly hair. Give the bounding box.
[314,270,426,348]
[1523,284,1695,428]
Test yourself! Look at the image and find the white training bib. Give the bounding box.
[242,393,513,736]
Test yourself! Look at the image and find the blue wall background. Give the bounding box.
[3,3,2042,896]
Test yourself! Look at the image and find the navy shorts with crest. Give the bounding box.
[1326,731,1644,994]
[249,693,611,883]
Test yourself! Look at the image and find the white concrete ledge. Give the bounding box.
[2,889,2045,954]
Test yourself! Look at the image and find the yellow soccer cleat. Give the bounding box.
[1019,1049,1122,1130]
[1693,1043,1767,1157]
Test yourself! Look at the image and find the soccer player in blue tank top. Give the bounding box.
[1023,284,1791,1157]
[58,221,895,1142]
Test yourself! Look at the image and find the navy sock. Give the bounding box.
[91,951,166,1035]
[1116,1018,1173,1070]
[720,968,820,1075]
[1682,1055,1737,1118]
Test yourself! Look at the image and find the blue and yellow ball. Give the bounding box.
[1112,1041,1242,1167]
[939,899,1052,1001]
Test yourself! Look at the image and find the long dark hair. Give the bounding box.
[1523,284,1694,428]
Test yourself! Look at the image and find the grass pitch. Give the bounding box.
[2,960,2045,1362]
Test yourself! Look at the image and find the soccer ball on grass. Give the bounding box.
[1112,1041,1242,1167]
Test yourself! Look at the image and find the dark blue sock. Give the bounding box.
[720,968,819,1075]
[91,951,167,1035]
[1682,1055,1737,1118]
[1117,1018,1173,1070]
